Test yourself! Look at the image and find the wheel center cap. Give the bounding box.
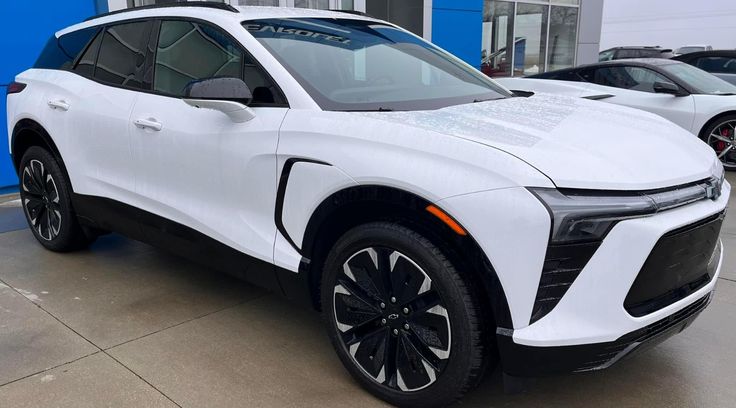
[387,313,399,320]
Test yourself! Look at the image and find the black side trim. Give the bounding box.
[72,194,284,295]
[499,292,713,376]
[274,158,331,255]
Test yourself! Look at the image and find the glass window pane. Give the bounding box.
[74,31,103,76]
[552,0,579,5]
[295,0,330,9]
[95,22,152,89]
[154,20,243,96]
[481,0,515,78]
[696,57,736,74]
[547,6,578,71]
[341,0,354,10]
[586,66,674,93]
[515,3,548,76]
[367,0,424,36]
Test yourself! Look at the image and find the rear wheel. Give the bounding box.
[19,146,95,251]
[702,115,736,169]
[321,222,488,407]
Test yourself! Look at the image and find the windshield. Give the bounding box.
[661,63,736,95]
[243,18,511,111]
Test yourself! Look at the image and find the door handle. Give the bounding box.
[134,118,163,132]
[47,100,70,111]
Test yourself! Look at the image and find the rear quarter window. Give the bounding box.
[34,27,100,70]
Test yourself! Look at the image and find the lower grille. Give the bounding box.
[624,212,724,317]
[577,292,712,372]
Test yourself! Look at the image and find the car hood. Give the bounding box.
[362,93,718,190]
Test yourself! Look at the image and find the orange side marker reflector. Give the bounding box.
[426,205,467,236]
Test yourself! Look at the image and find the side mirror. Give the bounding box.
[183,77,256,123]
[653,81,687,96]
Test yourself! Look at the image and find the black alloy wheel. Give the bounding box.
[21,158,62,241]
[19,146,95,251]
[322,223,489,408]
[334,247,451,392]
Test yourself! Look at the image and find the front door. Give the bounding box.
[129,19,289,270]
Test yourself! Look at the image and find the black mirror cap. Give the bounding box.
[184,77,253,105]
[653,81,688,96]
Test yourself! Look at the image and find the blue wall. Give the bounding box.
[432,0,484,69]
[0,0,106,189]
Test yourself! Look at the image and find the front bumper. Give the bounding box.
[497,291,714,376]
[441,181,729,377]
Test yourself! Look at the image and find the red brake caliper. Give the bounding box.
[717,128,730,153]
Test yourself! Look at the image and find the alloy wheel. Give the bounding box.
[333,247,452,392]
[21,159,62,241]
[706,120,736,168]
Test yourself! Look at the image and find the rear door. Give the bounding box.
[129,19,289,272]
[61,21,155,216]
[579,65,696,131]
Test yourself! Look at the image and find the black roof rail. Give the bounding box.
[85,1,238,22]
[328,9,373,17]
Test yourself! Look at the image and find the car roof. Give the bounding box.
[674,50,736,60]
[602,46,667,51]
[583,58,681,69]
[57,5,377,37]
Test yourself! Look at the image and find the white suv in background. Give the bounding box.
[5,3,729,407]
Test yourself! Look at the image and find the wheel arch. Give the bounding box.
[698,110,736,140]
[298,184,514,331]
[11,119,68,179]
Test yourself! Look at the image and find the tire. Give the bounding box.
[321,222,488,407]
[701,114,736,170]
[18,146,95,251]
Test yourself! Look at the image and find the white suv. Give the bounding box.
[5,3,729,407]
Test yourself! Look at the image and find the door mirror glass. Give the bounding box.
[653,81,685,96]
[184,77,253,105]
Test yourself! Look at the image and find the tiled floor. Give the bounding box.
[0,173,735,407]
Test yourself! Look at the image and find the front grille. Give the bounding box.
[577,292,712,372]
[624,212,724,317]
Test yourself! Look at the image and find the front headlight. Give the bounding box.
[530,182,717,245]
[529,189,656,244]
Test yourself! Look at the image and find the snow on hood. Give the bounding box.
[360,93,718,190]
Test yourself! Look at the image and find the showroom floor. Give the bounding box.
[0,176,735,408]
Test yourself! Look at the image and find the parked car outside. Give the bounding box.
[675,45,714,56]
[497,59,736,169]
[6,4,729,407]
[599,46,674,61]
[674,50,736,86]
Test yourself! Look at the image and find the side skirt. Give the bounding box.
[71,193,310,303]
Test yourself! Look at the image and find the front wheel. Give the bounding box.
[321,222,489,407]
[702,115,736,169]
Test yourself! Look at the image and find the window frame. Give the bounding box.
[89,19,156,90]
[68,16,289,108]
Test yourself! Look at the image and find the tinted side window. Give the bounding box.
[155,20,243,96]
[95,21,153,89]
[695,57,736,74]
[588,66,675,93]
[74,31,103,77]
[34,27,100,70]
[154,20,282,104]
[615,49,641,59]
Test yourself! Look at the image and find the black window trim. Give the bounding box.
[63,16,289,108]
